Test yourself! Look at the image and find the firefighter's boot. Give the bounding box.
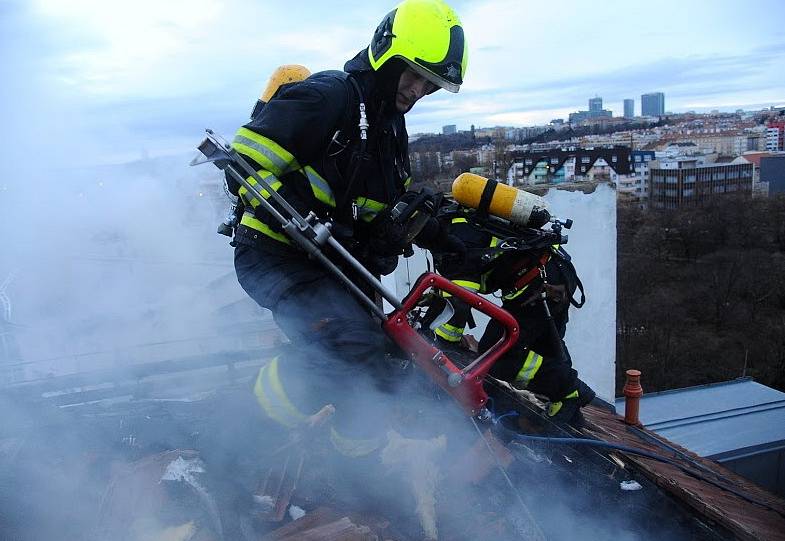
[547,379,596,428]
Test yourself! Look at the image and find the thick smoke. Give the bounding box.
[1,4,714,540]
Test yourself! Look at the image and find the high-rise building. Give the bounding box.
[624,99,635,119]
[570,96,612,123]
[641,92,665,116]
[766,121,785,151]
[442,124,457,135]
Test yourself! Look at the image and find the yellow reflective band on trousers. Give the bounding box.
[232,127,299,177]
[301,166,335,207]
[254,358,308,428]
[404,177,413,189]
[514,350,543,388]
[548,401,563,417]
[451,217,468,224]
[435,322,464,342]
[547,390,580,417]
[329,427,382,457]
[354,197,387,222]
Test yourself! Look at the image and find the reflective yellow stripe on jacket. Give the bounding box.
[232,127,337,241]
[238,171,280,209]
[503,283,531,301]
[301,166,335,207]
[236,171,292,244]
[354,197,387,222]
[233,127,299,177]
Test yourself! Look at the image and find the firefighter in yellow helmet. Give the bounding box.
[230,0,468,454]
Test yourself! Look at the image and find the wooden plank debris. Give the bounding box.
[582,405,785,541]
[262,507,378,541]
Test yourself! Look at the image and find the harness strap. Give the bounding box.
[335,75,369,221]
[476,177,498,219]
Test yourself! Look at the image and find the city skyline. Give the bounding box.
[2,0,784,167]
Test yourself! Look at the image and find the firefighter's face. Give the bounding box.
[396,68,437,113]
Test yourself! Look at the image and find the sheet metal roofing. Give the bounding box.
[615,377,785,459]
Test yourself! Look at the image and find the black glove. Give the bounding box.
[368,209,408,257]
[367,189,435,257]
[364,253,398,276]
[440,232,467,263]
[415,218,466,262]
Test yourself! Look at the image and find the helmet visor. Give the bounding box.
[402,58,460,93]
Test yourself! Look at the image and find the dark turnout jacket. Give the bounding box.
[230,50,412,261]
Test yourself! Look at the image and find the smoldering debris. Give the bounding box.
[97,450,223,541]
[0,358,735,541]
[381,430,447,540]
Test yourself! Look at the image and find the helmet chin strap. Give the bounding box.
[374,57,408,111]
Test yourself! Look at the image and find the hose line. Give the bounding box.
[494,411,785,517]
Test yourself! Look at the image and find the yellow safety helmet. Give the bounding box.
[368,0,467,93]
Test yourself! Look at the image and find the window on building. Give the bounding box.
[581,156,590,164]
[635,155,642,162]
[611,155,618,162]
[525,159,533,165]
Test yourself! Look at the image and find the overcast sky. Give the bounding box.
[2,0,784,167]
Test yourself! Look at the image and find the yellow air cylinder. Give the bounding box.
[260,64,311,103]
[451,173,548,227]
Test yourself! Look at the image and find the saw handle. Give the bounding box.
[383,273,519,415]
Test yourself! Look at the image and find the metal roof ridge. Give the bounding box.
[645,399,785,431]
[615,377,756,401]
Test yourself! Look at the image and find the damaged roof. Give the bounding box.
[3,350,785,540]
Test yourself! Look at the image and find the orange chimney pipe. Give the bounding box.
[623,369,643,426]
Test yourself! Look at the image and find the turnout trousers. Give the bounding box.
[234,239,394,440]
